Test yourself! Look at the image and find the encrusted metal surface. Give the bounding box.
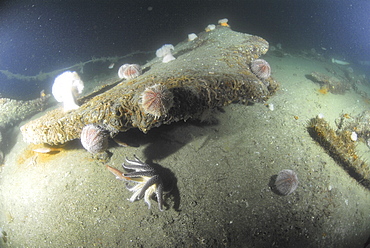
[21,27,279,145]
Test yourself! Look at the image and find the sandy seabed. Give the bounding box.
[0,53,370,248]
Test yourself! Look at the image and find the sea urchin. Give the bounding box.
[275,169,299,195]
[140,84,174,119]
[80,124,108,154]
[251,59,271,79]
[118,64,142,80]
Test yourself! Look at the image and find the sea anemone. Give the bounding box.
[80,124,108,154]
[140,84,174,119]
[250,59,271,79]
[52,71,84,112]
[218,18,229,27]
[118,64,142,79]
[156,44,176,63]
[275,169,299,195]
[205,24,216,32]
[188,33,198,41]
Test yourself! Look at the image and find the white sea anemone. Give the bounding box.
[205,24,216,32]
[218,18,229,27]
[156,44,176,63]
[52,71,84,112]
[188,33,198,41]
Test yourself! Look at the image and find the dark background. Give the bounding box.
[0,0,369,99]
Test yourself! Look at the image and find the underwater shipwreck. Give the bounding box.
[20,26,279,145]
[18,26,370,192]
[0,20,369,248]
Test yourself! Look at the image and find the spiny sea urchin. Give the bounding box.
[250,59,271,79]
[140,84,174,119]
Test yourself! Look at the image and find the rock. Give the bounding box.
[308,71,350,94]
[343,110,370,146]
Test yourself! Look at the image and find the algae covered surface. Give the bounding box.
[0,27,370,248]
[20,27,277,145]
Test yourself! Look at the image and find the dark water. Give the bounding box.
[0,0,369,98]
